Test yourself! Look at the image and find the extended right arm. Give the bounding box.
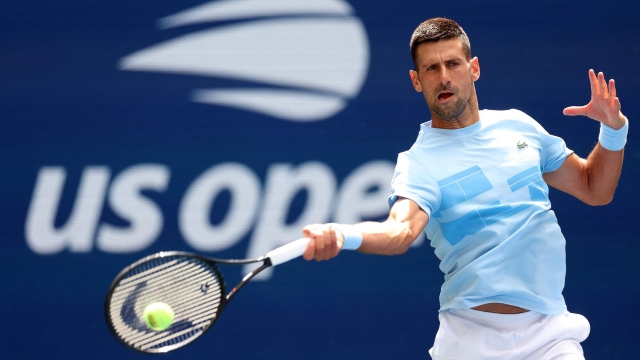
[302,197,429,262]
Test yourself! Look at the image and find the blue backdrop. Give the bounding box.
[1,0,639,359]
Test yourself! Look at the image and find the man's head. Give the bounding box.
[408,18,480,128]
[410,18,471,70]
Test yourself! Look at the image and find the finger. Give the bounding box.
[330,235,338,258]
[609,79,616,107]
[588,69,598,95]
[321,227,332,261]
[563,106,586,116]
[314,229,326,262]
[303,238,315,261]
[327,228,338,260]
[613,97,621,112]
[331,229,341,258]
[302,228,311,238]
[302,224,319,237]
[598,72,608,98]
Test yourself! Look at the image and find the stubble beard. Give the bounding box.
[430,94,468,122]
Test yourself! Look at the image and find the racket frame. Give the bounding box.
[104,251,272,353]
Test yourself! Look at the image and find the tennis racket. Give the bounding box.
[104,238,309,354]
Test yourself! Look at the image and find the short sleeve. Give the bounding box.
[388,150,439,216]
[513,109,574,173]
[534,122,574,173]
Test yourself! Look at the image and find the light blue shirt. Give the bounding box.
[389,109,574,315]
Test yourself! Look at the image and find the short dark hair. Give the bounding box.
[410,18,471,69]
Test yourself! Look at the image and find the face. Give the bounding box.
[409,38,480,126]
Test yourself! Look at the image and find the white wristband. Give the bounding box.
[329,224,363,250]
[599,118,628,151]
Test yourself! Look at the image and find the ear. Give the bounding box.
[470,57,480,81]
[409,70,422,92]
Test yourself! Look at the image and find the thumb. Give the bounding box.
[563,106,586,116]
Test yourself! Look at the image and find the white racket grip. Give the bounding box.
[266,238,309,266]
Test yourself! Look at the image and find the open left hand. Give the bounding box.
[563,69,626,129]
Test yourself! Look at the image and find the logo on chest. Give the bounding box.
[432,165,547,246]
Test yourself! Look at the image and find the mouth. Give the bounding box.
[438,92,454,101]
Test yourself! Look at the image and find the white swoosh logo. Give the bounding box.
[192,88,346,122]
[120,0,369,122]
[158,0,354,29]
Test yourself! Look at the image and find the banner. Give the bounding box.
[1,0,638,358]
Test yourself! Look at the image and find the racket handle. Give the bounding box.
[266,238,309,266]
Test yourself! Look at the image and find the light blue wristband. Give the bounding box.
[330,224,363,250]
[599,118,628,151]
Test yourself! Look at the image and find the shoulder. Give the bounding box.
[397,125,429,160]
[395,137,433,176]
[481,109,546,133]
[396,148,423,170]
[481,109,538,124]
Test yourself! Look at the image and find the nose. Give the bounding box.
[439,68,451,85]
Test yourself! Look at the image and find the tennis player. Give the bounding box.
[302,18,627,359]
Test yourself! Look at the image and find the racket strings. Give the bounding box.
[107,256,223,352]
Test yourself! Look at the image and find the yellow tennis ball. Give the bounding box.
[143,302,175,331]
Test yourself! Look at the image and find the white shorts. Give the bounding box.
[429,309,590,360]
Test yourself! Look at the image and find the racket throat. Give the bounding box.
[226,260,272,302]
